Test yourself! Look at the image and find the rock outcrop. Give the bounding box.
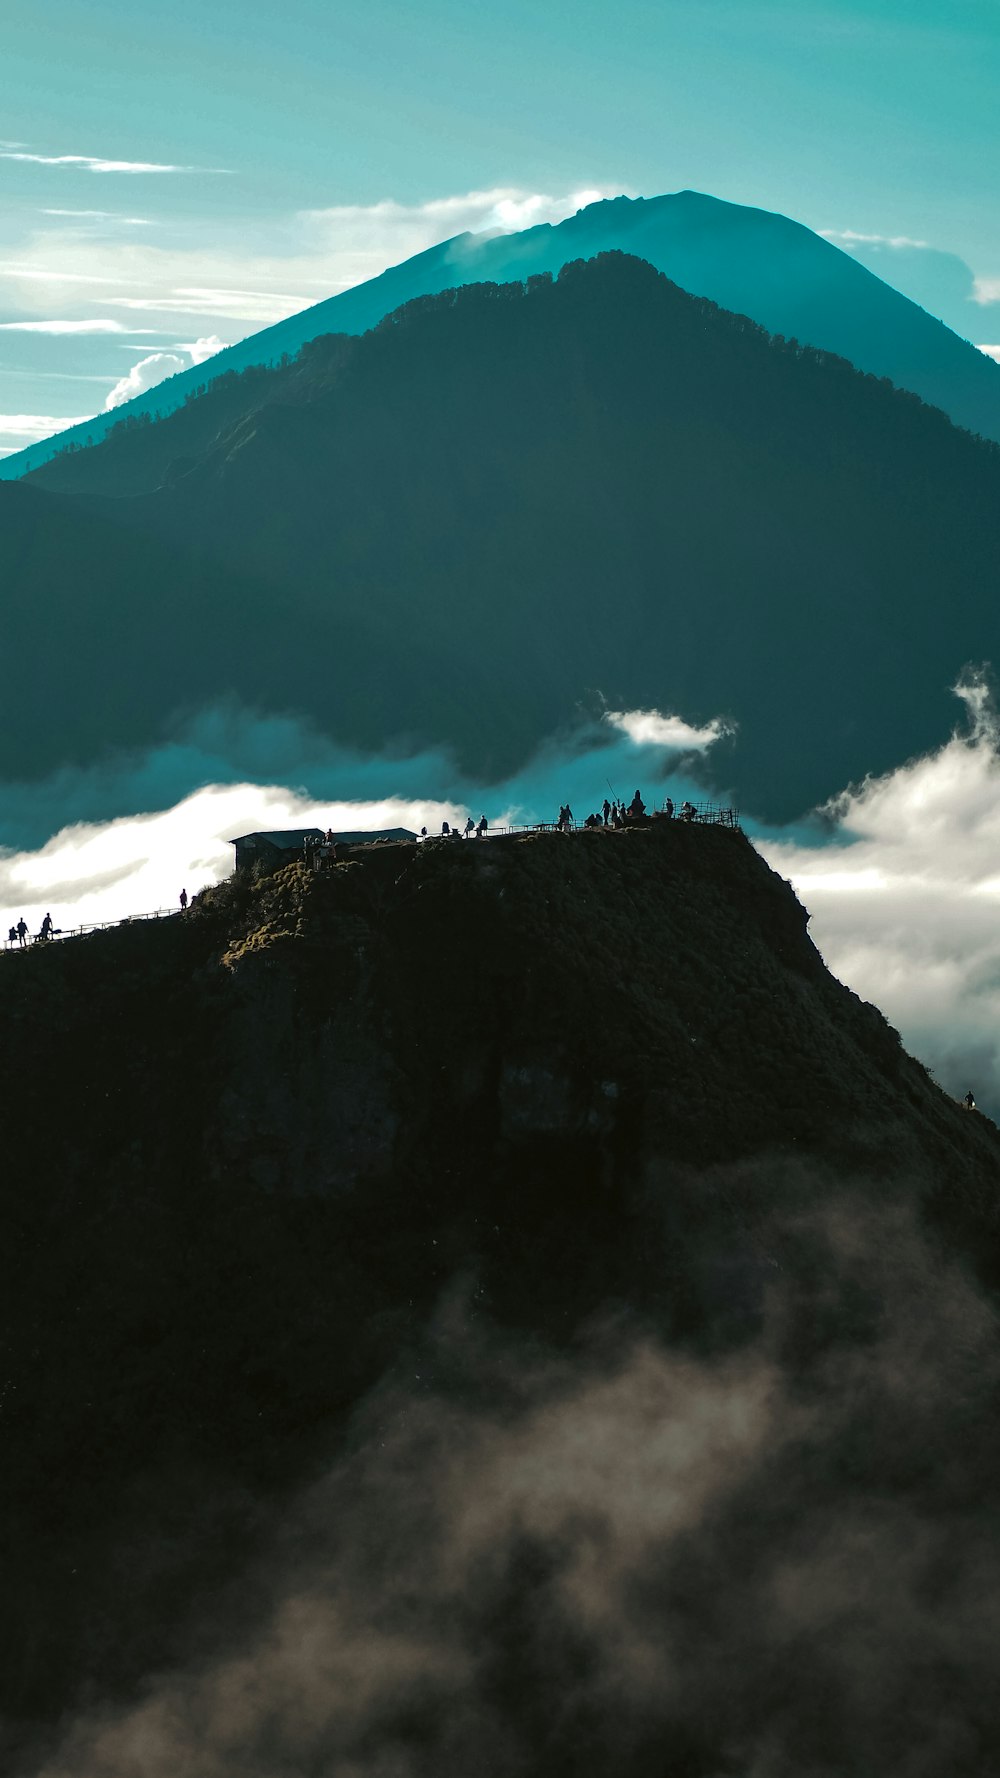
[3,822,1000,1774]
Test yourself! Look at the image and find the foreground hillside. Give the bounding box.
[3,822,1000,1776]
[5,253,1000,819]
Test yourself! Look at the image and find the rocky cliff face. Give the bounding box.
[4,823,1000,1776]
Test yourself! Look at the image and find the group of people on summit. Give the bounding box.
[420,816,490,840]
[7,913,53,947]
[569,792,698,829]
[421,792,700,843]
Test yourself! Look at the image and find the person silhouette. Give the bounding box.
[16,918,27,947]
[179,889,188,911]
[964,1090,977,1111]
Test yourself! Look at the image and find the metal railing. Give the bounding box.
[429,802,741,838]
[4,804,742,953]
[3,906,177,952]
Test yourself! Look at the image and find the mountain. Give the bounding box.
[5,188,1000,485]
[4,823,1000,1774]
[4,253,1000,822]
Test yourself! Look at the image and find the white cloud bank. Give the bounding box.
[3,687,997,1115]
[604,707,732,750]
[758,677,1000,1108]
[104,335,225,408]
[0,784,459,938]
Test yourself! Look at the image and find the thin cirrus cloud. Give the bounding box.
[820,227,931,249]
[41,209,155,225]
[101,288,311,322]
[0,265,142,285]
[1,150,231,174]
[0,319,163,335]
[0,413,90,441]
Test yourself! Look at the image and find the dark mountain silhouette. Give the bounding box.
[5,188,1000,485]
[5,253,1000,820]
[3,824,1000,1774]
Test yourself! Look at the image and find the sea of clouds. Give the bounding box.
[23,1185,1000,1777]
[2,682,998,1115]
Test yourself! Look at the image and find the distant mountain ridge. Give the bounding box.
[4,252,1000,822]
[5,188,1000,484]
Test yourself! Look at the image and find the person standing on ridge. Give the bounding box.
[964,1090,977,1111]
[39,913,53,942]
[179,889,188,911]
[16,917,27,947]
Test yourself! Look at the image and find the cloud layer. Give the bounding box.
[21,1187,1000,1778]
[3,683,1000,1118]
[758,676,1000,1110]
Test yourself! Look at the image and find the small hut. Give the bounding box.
[230,827,417,875]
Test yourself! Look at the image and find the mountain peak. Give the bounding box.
[5,184,1000,481]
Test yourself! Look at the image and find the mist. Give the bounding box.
[4,682,1000,1118]
[20,1179,1000,1778]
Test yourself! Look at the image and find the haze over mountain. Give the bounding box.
[4,252,1000,825]
[5,188,1000,483]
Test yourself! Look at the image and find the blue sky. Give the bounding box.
[3,0,1000,453]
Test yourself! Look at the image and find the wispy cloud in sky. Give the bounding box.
[821,227,930,249]
[103,287,310,322]
[41,209,155,224]
[0,412,90,440]
[0,319,162,334]
[0,265,142,285]
[300,185,616,278]
[1,150,230,174]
